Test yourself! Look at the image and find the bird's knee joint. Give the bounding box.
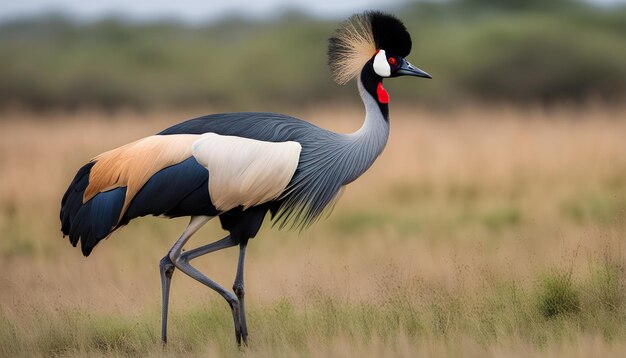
[160,256,175,277]
[233,284,245,297]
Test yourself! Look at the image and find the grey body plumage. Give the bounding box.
[59,10,430,346]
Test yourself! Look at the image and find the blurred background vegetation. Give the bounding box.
[1,0,625,112]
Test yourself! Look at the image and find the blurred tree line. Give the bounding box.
[0,0,625,111]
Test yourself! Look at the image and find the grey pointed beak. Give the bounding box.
[394,58,432,79]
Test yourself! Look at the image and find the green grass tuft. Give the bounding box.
[535,270,580,319]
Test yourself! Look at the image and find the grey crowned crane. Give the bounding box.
[60,11,431,346]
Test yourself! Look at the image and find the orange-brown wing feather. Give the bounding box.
[83,134,200,221]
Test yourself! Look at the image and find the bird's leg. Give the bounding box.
[179,235,237,261]
[159,254,175,345]
[160,233,238,345]
[162,234,239,345]
[233,238,249,345]
[160,215,212,345]
[170,225,244,345]
[174,254,241,345]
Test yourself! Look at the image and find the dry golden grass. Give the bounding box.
[1,105,625,357]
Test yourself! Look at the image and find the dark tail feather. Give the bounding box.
[61,162,93,238]
[60,162,126,256]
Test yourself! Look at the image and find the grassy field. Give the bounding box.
[1,105,625,357]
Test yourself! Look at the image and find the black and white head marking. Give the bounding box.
[327,11,412,85]
[372,49,391,77]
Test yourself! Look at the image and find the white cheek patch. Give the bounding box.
[373,49,391,77]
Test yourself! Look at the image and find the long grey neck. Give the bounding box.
[272,74,391,227]
[339,78,390,184]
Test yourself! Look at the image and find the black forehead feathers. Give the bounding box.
[368,11,412,57]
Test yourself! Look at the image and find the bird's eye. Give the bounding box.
[388,57,397,65]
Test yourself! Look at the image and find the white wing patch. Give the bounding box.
[192,133,302,211]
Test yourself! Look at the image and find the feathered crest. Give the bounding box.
[327,13,376,85]
[328,11,412,85]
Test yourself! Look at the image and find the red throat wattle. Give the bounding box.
[377,82,389,104]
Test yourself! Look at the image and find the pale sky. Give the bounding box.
[0,0,408,23]
[0,0,623,23]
